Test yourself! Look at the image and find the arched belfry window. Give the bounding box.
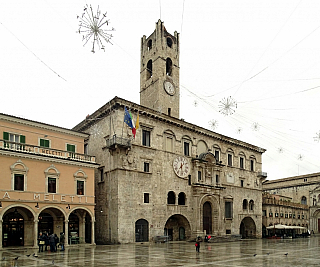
[301,196,307,205]
[147,60,152,79]
[166,58,172,76]
[242,199,248,210]
[167,191,175,204]
[147,39,152,50]
[249,200,254,210]
[178,192,186,205]
[167,37,173,48]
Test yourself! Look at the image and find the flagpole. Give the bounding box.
[121,106,125,142]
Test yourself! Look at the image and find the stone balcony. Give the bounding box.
[104,134,131,150]
[0,139,95,163]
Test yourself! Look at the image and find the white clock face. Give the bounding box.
[173,156,190,178]
[164,81,175,95]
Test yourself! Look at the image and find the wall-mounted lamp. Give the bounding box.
[66,204,71,210]
[35,203,39,209]
[100,208,103,213]
[0,201,2,208]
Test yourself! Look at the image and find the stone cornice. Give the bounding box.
[73,97,266,153]
[0,113,89,138]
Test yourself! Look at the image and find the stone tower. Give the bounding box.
[140,20,180,118]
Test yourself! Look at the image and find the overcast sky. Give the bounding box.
[1,0,320,180]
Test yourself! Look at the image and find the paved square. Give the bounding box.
[1,237,320,266]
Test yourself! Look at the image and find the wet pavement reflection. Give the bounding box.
[1,237,320,266]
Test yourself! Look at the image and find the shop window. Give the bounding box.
[269,212,273,217]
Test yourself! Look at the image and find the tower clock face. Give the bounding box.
[173,156,190,178]
[164,81,175,95]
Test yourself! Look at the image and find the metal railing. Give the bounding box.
[105,135,131,149]
[0,140,95,163]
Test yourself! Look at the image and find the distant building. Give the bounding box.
[73,20,267,244]
[262,193,308,236]
[263,172,320,233]
[0,113,98,248]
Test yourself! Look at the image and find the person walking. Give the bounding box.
[49,233,56,252]
[195,238,200,253]
[44,232,49,251]
[54,234,59,251]
[60,232,65,251]
[38,232,45,253]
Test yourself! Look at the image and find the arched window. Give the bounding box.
[167,191,175,204]
[166,58,172,76]
[146,60,152,79]
[167,37,173,48]
[178,192,186,205]
[147,39,152,50]
[249,200,254,210]
[301,196,307,205]
[242,199,248,210]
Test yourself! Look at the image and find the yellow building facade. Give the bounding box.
[0,113,98,249]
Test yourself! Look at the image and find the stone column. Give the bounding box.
[34,220,38,247]
[64,220,69,246]
[91,219,95,245]
[0,219,3,249]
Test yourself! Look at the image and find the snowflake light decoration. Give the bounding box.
[277,147,284,153]
[313,131,320,142]
[297,154,304,161]
[236,127,242,134]
[194,100,198,107]
[209,120,218,130]
[252,122,260,131]
[77,5,115,53]
[218,96,237,116]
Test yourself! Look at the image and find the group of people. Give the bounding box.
[38,232,65,253]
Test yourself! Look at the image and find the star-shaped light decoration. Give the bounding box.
[193,100,198,107]
[218,96,237,116]
[277,147,284,153]
[313,131,320,142]
[236,127,242,134]
[77,5,115,53]
[209,120,218,130]
[252,122,260,131]
[297,154,304,161]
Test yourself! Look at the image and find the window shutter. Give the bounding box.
[40,139,44,147]
[67,144,75,152]
[20,135,26,143]
[3,132,9,140]
[45,139,49,148]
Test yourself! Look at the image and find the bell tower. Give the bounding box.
[140,20,180,118]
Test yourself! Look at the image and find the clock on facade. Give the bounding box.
[163,80,175,95]
[173,156,190,178]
